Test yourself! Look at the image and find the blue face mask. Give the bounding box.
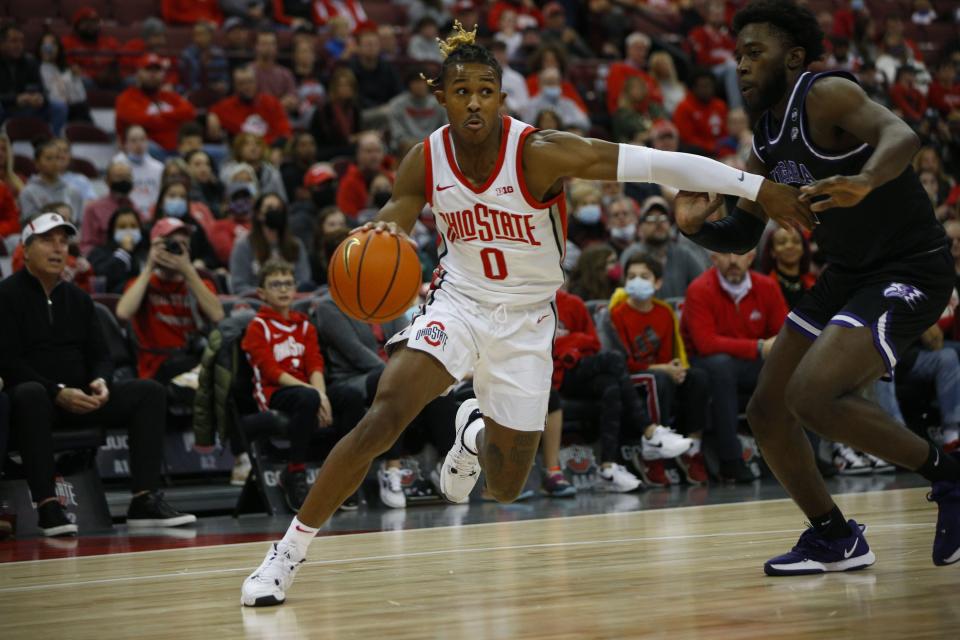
[542,85,562,101]
[113,228,142,246]
[625,276,655,302]
[575,204,602,225]
[163,197,188,218]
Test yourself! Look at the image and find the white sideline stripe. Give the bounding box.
[0,522,929,594]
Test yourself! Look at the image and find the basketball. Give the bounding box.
[328,229,422,323]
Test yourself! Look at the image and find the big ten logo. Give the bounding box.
[263,467,319,487]
[54,475,79,513]
[495,185,514,196]
[101,434,129,451]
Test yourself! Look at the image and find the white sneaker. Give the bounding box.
[440,399,483,503]
[642,425,693,460]
[861,451,895,473]
[231,453,252,487]
[832,444,873,475]
[596,463,641,492]
[378,466,407,509]
[241,542,305,607]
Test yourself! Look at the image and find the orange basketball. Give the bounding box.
[328,229,422,323]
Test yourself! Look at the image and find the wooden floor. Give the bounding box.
[1,487,957,639]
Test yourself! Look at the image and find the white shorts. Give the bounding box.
[386,285,556,431]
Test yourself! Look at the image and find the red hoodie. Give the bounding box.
[241,305,325,410]
[680,267,787,361]
[115,87,197,151]
[552,289,601,389]
[673,94,728,154]
[209,94,292,146]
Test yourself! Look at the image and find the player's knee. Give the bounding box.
[745,394,777,438]
[784,374,830,427]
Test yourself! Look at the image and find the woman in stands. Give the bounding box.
[149,178,220,271]
[88,206,150,294]
[36,32,90,124]
[229,193,312,294]
[221,133,287,202]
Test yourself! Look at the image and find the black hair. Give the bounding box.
[732,0,825,67]
[624,253,663,281]
[37,31,67,69]
[689,67,716,87]
[178,121,204,142]
[33,137,58,160]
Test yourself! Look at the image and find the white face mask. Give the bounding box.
[113,228,142,246]
[625,276,655,302]
[610,223,636,242]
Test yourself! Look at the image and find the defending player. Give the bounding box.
[241,23,805,606]
[674,0,959,576]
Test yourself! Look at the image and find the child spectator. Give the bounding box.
[18,139,83,226]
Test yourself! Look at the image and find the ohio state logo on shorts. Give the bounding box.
[416,321,448,349]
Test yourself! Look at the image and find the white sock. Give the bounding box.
[280,517,318,557]
[462,418,484,455]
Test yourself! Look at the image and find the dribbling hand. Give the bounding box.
[756,181,817,231]
[351,221,418,248]
[798,174,873,212]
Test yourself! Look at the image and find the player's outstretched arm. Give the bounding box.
[524,130,814,229]
[356,143,428,238]
[798,76,922,211]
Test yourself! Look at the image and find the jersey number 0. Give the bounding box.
[480,247,508,280]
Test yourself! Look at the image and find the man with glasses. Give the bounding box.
[619,196,708,299]
[241,259,365,511]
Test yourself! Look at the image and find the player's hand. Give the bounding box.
[798,174,873,212]
[55,388,101,414]
[317,391,333,428]
[673,191,724,235]
[921,324,944,351]
[761,335,777,359]
[351,221,418,248]
[757,181,817,231]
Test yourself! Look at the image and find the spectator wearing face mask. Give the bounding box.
[336,131,394,219]
[310,208,348,286]
[619,196,708,299]
[79,160,137,255]
[605,195,640,255]
[87,207,150,294]
[149,178,221,270]
[61,8,121,87]
[280,133,319,203]
[609,253,711,484]
[184,149,223,218]
[229,193,312,295]
[523,67,590,131]
[207,164,259,266]
[567,179,607,249]
[114,125,165,217]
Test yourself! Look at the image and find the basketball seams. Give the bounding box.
[367,234,404,320]
[355,231,374,319]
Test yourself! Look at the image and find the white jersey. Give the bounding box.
[424,115,567,307]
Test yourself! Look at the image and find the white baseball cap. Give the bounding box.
[21,212,78,245]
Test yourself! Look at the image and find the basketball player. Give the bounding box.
[241,24,807,606]
[674,0,959,576]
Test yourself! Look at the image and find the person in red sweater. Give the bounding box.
[605,32,663,115]
[161,0,223,25]
[929,60,960,118]
[609,254,711,484]
[336,131,394,218]
[61,8,121,87]
[116,218,225,382]
[687,0,742,109]
[554,288,692,491]
[0,180,19,240]
[241,259,365,511]
[673,69,728,156]
[487,0,543,32]
[889,65,927,128]
[115,55,197,153]
[208,65,292,147]
[681,250,788,482]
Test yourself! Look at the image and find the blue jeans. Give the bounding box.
[908,348,960,427]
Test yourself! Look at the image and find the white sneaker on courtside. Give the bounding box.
[241,542,305,607]
[832,444,873,475]
[596,463,641,492]
[641,425,693,460]
[861,451,895,473]
[440,399,483,503]
[378,466,407,509]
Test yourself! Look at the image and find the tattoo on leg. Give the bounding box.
[485,443,504,475]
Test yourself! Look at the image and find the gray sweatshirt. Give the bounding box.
[18,174,85,226]
[387,92,447,151]
[620,240,709,300]
[228,234,311,294]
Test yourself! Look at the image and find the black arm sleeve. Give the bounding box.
[680,207,766,255]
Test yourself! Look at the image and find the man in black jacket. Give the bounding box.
[0,23,66,134]
[0,212,195,536]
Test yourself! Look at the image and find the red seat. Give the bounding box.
[13,154,36,177]
[68,157,99,178]
[113,0,161,25]
[85,87,120,109]
[65,121,112,143]
[3,116,53,142]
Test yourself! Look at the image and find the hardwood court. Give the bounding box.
[1,487,957,639]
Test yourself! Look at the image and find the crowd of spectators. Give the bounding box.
[1,0,960,534]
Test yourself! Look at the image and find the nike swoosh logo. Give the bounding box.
[537,314,551,324]
[436,184,455,191]
[935,449,940,466]
[844,538,858,559]
[738,171,745,182]
[295,525,314,533]
[343,237,361,277]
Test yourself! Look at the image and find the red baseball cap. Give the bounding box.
[139,53,170,71]
[72,7,100,25]
[150,217,192,241]
[304,163,336,188]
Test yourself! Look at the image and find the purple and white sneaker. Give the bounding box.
[764,520,875,576]
[929,465,960,566]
